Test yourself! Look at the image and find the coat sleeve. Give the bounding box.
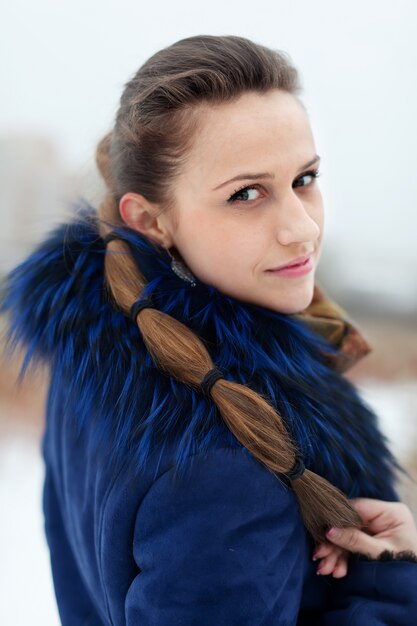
[321,553,417,625]
[124,446,308,626]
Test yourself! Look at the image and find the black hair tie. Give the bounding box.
[130,298,154,321]
[200,367,224,397]
[285,455,306,481]
[103,232,123,245]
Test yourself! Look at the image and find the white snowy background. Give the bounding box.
[1,0,416,624]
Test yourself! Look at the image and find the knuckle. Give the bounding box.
[346,529,358,548]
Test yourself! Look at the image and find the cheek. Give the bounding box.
[180,220,265,285]
[220,222,267,263]
[181,211,262,257]
[199,230,263,269]
[172,219,227,275]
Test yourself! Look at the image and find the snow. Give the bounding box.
[0,434,60,626]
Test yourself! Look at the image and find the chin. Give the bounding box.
[270,281,315,315]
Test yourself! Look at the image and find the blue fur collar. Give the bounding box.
[0,201,406,499]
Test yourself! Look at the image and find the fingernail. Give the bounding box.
[326,527,338,538]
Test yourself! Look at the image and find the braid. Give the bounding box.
[96,135,362,544]
[103,236,362,544]
[92,36,365,544]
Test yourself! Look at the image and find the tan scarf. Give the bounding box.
[289,281,373,374]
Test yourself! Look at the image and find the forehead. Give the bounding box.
[183,90,315,187]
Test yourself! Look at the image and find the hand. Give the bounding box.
[324,498,417,560]
[312,542,350,578]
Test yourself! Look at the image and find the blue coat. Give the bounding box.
[2,202,417,625]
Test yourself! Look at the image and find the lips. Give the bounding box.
[269,254,312,271]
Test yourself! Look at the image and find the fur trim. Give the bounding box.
[0,200,408,496]
[350,550,417,564]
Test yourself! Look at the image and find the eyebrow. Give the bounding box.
[211,154,321,191]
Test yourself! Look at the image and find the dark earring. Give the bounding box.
[166,247,197,287]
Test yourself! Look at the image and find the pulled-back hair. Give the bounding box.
[95,34,362,544]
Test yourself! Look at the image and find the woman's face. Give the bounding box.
[120,89,324,314]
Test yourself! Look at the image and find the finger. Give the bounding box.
[348,498,397,524]
[331,555,349,578]
[349,498,409,534]
[313,543,341,560]
[316,548,349,575]
[325,526,385,558]
[317,551,340,576]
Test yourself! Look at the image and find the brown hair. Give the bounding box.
[95,34,362,544]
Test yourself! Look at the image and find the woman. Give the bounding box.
[1,34,417,625]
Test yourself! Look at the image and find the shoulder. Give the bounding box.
[133,444,305,543]
[105,442,307,560]
[103,442,303,533]
[142,444,294,502]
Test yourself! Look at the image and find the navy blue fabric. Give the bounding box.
[2,201,417,624]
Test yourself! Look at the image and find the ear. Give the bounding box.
[119,192,175,249]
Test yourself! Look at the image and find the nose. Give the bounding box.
[275,191,321,246]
